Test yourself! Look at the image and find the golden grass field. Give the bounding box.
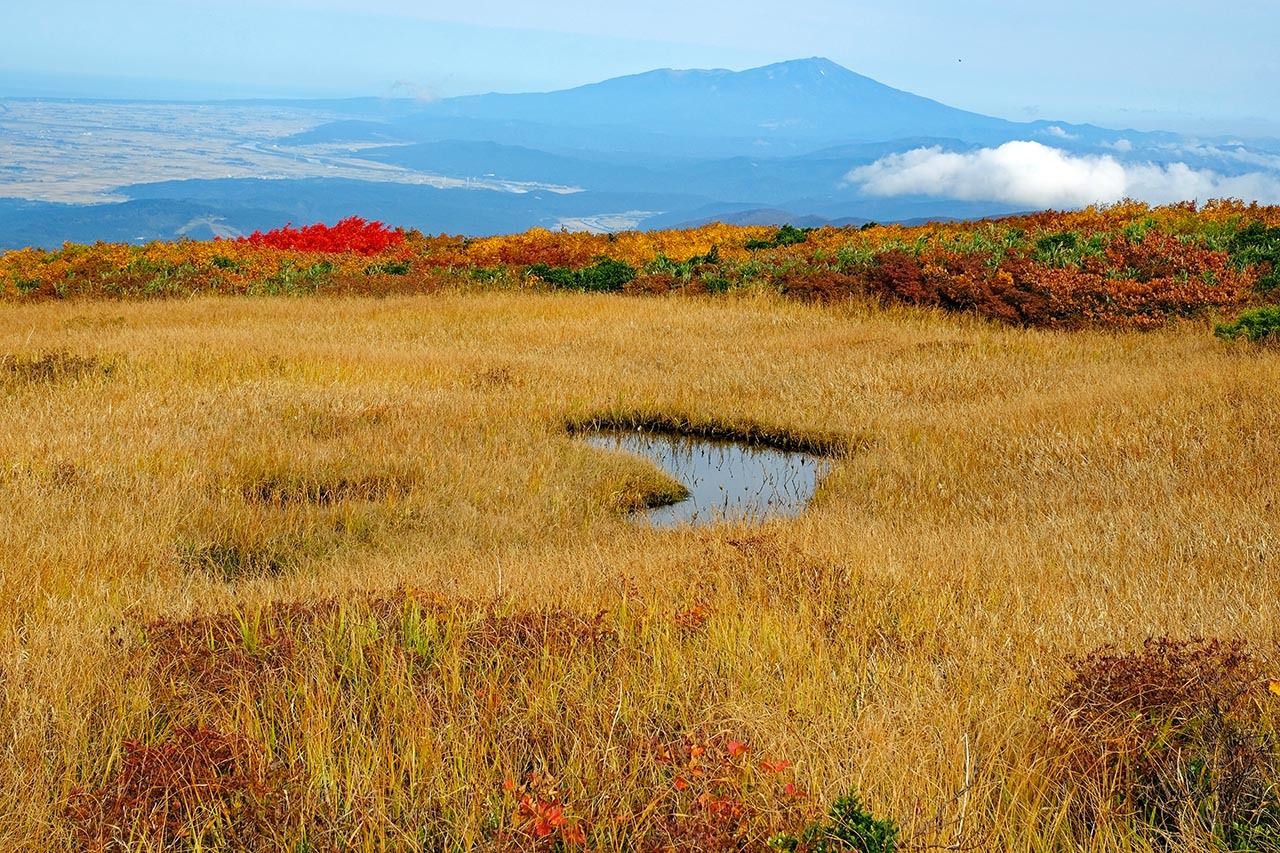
[2,290,1279,850]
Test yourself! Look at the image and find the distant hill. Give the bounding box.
[354,140,663,191]
[118,178,717,238]
[0,198,284,249]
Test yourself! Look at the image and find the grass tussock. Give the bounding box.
[1,349,111,388]
[1,291,1279,849]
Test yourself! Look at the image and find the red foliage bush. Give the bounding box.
[235,216,404,255]
[639,732,814,851]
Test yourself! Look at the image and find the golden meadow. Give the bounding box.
[3,201,1280,850]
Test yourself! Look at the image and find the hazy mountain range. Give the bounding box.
[3,57,1278,249]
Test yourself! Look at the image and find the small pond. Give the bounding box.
[582,430,831,527]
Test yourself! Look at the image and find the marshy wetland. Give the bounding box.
[3,290,1280,850]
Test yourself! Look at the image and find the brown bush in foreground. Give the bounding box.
[1045,637,1280,849]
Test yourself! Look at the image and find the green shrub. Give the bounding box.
[1034,231,1104,268]
[525,258,637,292]
[771,791,898,853]
[251,260,335,295]
[644,246,723,282]
[364,259,411,276]
[1122,217,1157,243]
[1215,306,1280,342]
[1229,221,1280,291]
[468,266,513,285]
[746,224,813,250]
[701,274,732,294]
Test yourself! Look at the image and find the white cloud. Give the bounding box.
[1103,138,1133,153]
[1042,125,1076,140]
[1173,143,1280,171]
[845,140,1280,208]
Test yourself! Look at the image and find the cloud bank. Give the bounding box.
[845,140,1280,208]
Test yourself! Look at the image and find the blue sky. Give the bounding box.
[3,0,1276,136]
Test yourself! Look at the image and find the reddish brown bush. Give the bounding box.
[777,269,864,302]
[624,272,676,295]
[1045,637,1280,848]
[64,725,300,851]
[866,250,929,304]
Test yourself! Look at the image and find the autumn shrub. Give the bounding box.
[4,200,1278,328]
[1044,637,1280,849]
[623,271,676,295]
[865,249,929,304]
[776,269,864,303]
[934,267,1048,326]
[1102,231,1201,282]
[483,732,815,851]
[638,733,815,851]
[855,250,1058,325]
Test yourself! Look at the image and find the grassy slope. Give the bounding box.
[2,291,1278,849]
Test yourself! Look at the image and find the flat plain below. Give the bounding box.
[2,291,1278,850]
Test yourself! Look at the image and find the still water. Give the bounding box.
[583,430,830,527]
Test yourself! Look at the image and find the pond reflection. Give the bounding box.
[583,430,830,527]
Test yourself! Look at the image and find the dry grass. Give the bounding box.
[2,290,1279,850]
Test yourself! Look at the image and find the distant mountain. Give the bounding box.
[291,58,1031,158]
[429,58,1022,148]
